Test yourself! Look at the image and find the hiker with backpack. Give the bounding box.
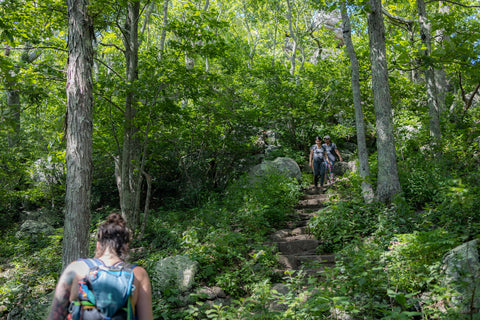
[322,135,343,188]
[48,213,153,320]
[309,136,326,188]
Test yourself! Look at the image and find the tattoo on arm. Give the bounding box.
[48,270,76,320]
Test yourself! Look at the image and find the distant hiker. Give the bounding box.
[309,136,326,188]
[48,213,153,320]
[322,135,343,187]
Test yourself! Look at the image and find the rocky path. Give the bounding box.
[267,185,336,277]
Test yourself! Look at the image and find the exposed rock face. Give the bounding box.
[442,239,480,312]
[15,220,55,240]
[249,157,302,182]
[152,255,198,293]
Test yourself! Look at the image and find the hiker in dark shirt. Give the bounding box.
[48,213,153,320]
[322,135,343,187]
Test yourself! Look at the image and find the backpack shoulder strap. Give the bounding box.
[79,258,104,269]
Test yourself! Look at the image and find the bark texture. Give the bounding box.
[119,0,142,231]
[64,0,94,267]
[366,0,401,203]
[417,0,441,142]
[340,1,374,202]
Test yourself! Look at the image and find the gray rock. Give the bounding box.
[152,255,198,293]
[249,157,302,182]
[196,286,227,300]
[333,160,357,176]
[15,220,55,240]
[442,239,480,312]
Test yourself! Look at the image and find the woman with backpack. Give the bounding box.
[48,213,153,320]
[309,136,326,188]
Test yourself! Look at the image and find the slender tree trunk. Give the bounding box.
[5,79,20,147]
[4,47,40,147]
[64,0,94,267]
[158,0,170,60]
[286,0,297,76]
[340,1,374,202]
[417,0,441,142]
[119,0,142,232]
[366,0,401,203]
[434,1,449,114]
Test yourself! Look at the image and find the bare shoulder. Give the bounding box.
[132,265,150,281]
[59,260,89,282]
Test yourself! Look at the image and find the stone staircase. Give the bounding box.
[267,185,336,277]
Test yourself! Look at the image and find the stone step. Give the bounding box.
[269,229,314,241]
[302,194,330,201]
[274,239,319,255]
[277,254,336,270]
[295,198,324,210]
[297,254,336,266]
[285,219,308,229]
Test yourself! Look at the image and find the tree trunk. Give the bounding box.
[119,0,142,232]
[4,46,40,147]
[366,0,401,203]
[64,0,94,267]
[417,0,441,142]
[5,81,20,147]
[434,1,450,114]
[340,1,374,203]
[286,0,297,76]
[158,0,170,60]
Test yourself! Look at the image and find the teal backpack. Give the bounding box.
[68,258,136,320]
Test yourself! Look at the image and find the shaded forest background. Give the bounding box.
[1,0,480,318]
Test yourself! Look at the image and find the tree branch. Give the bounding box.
[3,46,68,53]
[426,0,480,7]
[93,56,127,82]
[98,42,125,53]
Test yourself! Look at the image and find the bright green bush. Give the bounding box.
[0,229,63,319]
[434,182,480,240]
[397,155,445,210]
[308,199,382,253]
[322,240,390,319]
[225,168,302,232]
[384,229,459,292]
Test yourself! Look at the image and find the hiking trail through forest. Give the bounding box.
[265,184,337,277]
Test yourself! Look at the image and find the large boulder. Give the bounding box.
[333,160,357,176]
[152,255,198,294]
[249,157,302,182]
[442,239,480,312]
[15,220,55,240]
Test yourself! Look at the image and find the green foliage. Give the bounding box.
[2,0,480,318]
[308,199,382,253]
[225,168,302,232]
[384,230,459,292]
[0,229,63,319]
[397,153,445,209]
[323,240,389,319]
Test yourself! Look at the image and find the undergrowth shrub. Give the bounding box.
[225,168,301,231]
[384,229,459,292]
[0,229,63,319]
[398,155,445,209]
[323,240,389,319]
[433,182,480,241]
[308,199,382,253]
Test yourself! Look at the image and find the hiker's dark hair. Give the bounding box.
[96,213,131,260]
